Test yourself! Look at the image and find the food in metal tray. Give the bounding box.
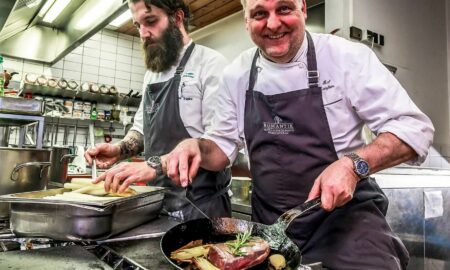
[170,230,271,270]
[42,178,137,201]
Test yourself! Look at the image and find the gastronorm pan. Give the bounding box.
[0,186,165,241]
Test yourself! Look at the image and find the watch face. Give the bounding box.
[148,156,161,165]
[356,160,370,176]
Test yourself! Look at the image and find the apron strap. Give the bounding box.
[248,49,260,91]
[175,42,196,75]
[305,31,320,88]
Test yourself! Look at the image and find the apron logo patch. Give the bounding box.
[182,72,195,78]
[263,116,295,135]
[145,100,160,114]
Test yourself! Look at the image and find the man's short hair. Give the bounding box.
[240,0,303,9]
[129,0,190,30]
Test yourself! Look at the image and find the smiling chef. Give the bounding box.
[164,0,435,269]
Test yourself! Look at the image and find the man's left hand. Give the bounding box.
[94,162,157,194]
[307,157,359,211]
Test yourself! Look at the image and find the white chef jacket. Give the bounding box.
[131,41,228,139]
[204,32,434,165]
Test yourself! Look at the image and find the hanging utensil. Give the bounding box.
[88,123,97,181]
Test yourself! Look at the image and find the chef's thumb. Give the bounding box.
[306,179,321,202]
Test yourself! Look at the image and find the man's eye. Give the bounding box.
[278,6,293,14]
[145,19,157,25]
[252,11,267,20]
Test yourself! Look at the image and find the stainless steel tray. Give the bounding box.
[0,96,43,115]
[0,186,166,241]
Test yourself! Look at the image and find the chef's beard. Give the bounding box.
[142,18,184,73]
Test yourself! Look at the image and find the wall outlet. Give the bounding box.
[362,29,384,47]
[349,26,362,41]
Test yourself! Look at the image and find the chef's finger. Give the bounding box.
[111,172,126,193]
[167,154,180,182]
[188,155,201,184]
[321,190,334,211]
[84,151,93,165]
[178,152,190,187]
[104,171,114,192]
[93,171,106,183]
[118,176,138,194]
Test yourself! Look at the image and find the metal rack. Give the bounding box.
[0,113,45,149]
[21,83,141,107]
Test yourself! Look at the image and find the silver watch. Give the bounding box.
[344,152,370,179]
[146,156,163,176]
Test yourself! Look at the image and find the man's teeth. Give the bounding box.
[268,34,284,39]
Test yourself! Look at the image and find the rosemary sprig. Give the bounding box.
[226,227,253,256]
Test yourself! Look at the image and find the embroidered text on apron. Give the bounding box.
[243,32,409,269]
[143,43,231,221]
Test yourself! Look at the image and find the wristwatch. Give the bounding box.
[146,156,163,176]
[344,152,370,179]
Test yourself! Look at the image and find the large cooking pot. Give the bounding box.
[47,146,77,187]
[0,147,51,218]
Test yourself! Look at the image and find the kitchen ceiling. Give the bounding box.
[116,0,242,37]
[115,0,324,37]
[0,0,128,64]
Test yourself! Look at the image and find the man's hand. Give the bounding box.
[94,162,157,193]
[166,138,202,188]
[307,157,359,211]
[84,143,121,169]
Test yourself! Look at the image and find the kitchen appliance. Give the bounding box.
[0,147,51,218]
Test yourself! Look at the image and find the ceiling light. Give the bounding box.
[75,0,110,30]
[109,9,132,28]
[26,0,42,8]
[43,0,71,23]
[38,0,56,17]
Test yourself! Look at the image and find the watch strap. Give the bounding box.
[147,156,163,176]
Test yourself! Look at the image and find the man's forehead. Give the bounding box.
[247,0,299,9]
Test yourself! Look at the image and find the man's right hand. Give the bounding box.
[84,143,121,169]
[166,138,202,188]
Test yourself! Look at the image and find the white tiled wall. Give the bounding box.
[3,29,145,152]
[3,29,146,94]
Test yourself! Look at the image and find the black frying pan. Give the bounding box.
[160,198,321,269]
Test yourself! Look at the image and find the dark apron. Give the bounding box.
[244,32,409,269]
[143,43,231,221]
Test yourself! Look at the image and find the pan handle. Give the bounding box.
[11,162,51,181]
[277,197,321,229]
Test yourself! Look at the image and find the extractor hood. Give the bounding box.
[0,0,128,65]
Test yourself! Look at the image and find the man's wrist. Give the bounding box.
[146,156,163,176]
[344,152,370,179]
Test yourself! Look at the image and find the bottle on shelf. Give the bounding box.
[0,55,5,97]
[90,102,98,120]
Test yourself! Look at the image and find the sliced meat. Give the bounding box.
[208,237,270,270]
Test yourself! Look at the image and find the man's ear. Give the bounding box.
[302,0,307,19]
[174,9,185,28]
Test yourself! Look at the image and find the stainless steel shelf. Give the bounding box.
[44,116,128,129]
[22,83,141,107]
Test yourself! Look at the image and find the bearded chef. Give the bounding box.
[164,0,435,268]
[85,0,231,221]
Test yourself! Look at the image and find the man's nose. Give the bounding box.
[266,13,282,30]
[139,26,151,39]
